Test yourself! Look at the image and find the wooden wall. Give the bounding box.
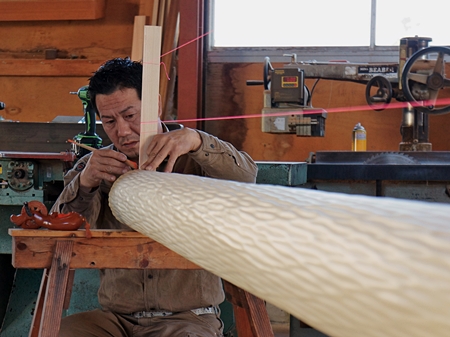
[205,63,450,162]
[0,0,137,122]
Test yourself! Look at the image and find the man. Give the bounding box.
[52,57,258,337]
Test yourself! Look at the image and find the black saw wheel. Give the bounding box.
[401,46,450,115]
[365,76,393,111]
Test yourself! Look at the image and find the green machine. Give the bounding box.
[70,85,103,158]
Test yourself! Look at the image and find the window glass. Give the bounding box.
[212,0,371,47]
[212,0,449,48]
[376,0,449,46]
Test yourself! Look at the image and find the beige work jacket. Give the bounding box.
[51,130,257,314]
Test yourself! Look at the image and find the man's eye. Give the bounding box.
[104,120,114,125]
[125,114,135,120]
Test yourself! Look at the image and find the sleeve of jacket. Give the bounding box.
[50,154,102,225]
[188,130,258,183]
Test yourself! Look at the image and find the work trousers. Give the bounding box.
[58,309,224,337]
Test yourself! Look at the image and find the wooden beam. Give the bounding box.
[131,15,147,61]
[178,0,204,129]
[9,229,200,269]
[224,279,275,337]
[160,0,180,118]
[151,0,160,25]
[157,0,166,27]
[139,25,162,168]
[109,169,450,337]
[29,269,49,337]
[0,0,105,21]
[39,240,73,337]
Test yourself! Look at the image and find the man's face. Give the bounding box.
[96,88,143,161]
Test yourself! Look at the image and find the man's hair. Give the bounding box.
[88,57,143,114]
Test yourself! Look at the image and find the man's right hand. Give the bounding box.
[80,149,132,189]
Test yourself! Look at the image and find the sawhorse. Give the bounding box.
[9,229,274,337]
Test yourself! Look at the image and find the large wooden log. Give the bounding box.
[109,170,450,337]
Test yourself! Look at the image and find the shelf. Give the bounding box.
[0,59,104,76]
[0,0,105,21]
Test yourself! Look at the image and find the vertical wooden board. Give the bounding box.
[178,0,203,129]
[139,25,162,168]
[131,15,147,62]
[160,0,180,118]
[151,0,160,25]
[157,0,166,27]
[39,240,74,337]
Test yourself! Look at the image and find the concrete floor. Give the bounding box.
[272,323,290,337]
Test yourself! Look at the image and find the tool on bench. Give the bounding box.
[70,85,103,158]
[67,139,138,170]
[10,200,92,238]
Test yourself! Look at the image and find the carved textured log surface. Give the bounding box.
[109,170,450,337]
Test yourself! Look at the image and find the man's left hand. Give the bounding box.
[141,127,202,172]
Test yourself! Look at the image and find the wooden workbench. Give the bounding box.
[9,228,273,337]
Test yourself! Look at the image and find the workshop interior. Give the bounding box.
[1,1,450,337]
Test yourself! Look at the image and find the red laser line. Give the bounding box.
[140,98,450,125]
[160,61,170,80]
[160,31,212,58]
[143,31,212,81]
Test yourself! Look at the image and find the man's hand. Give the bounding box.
[80,149,133,189]
[141,128,202,172]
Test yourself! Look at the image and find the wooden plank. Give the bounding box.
[157,0,166,27]
[39,240,73,337]
[234,306,254,337]
[139,26,162,168]
[63,270,76,310]
[178,0,204,129]
[10,230,200,269]
[131,15,147,62]
[224,281,255,337]
[29,269,49,337]
[0,59,103,77]
[224,280,275,337]
[9,228,144,238]
[243,290,275,337]
[160,0,179,118]
[0,0,105,21]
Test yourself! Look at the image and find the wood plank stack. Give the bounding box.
[132,0,180,121]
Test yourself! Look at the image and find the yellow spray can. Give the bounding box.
[352,123,367,151]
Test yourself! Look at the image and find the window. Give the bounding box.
[208,0,449,63]
[212,0,371,47]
